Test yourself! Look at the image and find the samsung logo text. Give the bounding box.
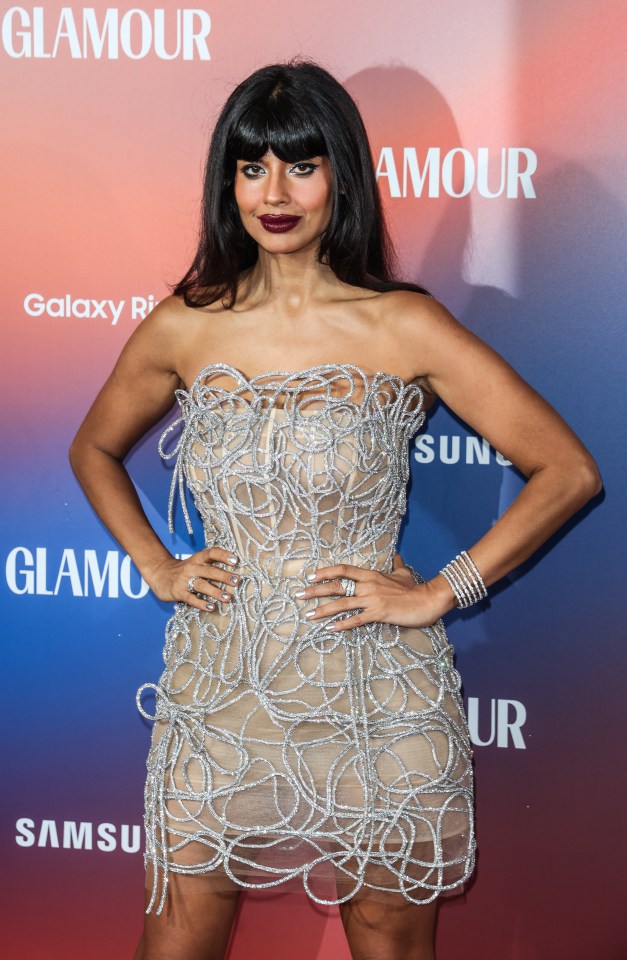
[414,434,512,466]
[16,818,142,852]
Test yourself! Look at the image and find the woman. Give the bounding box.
[69,59,601,960]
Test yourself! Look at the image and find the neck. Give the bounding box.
[240,244,342,318]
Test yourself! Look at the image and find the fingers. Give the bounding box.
[307,563,364,584]
[298,566,366,623]
[298,576,365,626]
[305,597,372,630]
[186,567,240,597]
[197,546,239,567]
[181,547,241,612]
[322,610,369,631]
[297,580,351,599]
[297,566,411,630]
[191,547,240,589]
[188,563,242,595]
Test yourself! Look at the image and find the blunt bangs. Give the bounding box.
[227,98,328,164]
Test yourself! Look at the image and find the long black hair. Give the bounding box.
[170,57,430,308]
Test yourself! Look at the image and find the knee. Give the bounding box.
[140,929,228,960]
[350,951,434,960]
[343,913,436,960]
[141,949,226,960]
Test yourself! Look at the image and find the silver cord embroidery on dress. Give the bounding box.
[137,363,476,914]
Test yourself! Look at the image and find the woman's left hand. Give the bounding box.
[298,554,454,631]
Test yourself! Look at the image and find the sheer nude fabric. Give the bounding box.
[136,363,475,914]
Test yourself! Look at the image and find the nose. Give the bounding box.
[263,167,290,206]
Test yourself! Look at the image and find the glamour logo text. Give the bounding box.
[376,147,537,199]
[2,7,211,60]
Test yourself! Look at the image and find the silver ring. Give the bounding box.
[187,576,198,594]
[340,577,356,597]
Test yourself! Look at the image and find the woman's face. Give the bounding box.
[233,148,335,252]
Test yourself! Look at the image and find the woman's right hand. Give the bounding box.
[145,546,241,611]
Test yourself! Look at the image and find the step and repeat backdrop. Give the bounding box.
[2,2,624,958]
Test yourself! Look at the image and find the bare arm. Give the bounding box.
[68,296,240,610]
[407,296,602,614]
[305,294,602,628]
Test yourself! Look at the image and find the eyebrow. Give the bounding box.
[238,155,322,164]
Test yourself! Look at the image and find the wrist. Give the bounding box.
[402,562,457,619]
[424,573,457,618]
[141,551,175,591]
[439,550,488,608]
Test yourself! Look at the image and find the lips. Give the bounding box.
[258,214,302,233]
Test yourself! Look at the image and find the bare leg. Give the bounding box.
[133,868,242,960]
[334,847,442,960]
[338,890,439,960]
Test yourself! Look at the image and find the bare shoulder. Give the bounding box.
[377,288,533,408]
[120,293,203,379]
[378,289,458,337]
[374,289,468,380]
[137,291,191,342]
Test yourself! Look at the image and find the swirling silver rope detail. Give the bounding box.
[139,363,475,914]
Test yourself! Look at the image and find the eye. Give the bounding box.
[240,163,264,179]
[290,162,318,176]
[239,161,319,179]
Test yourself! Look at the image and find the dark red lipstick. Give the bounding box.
[258,214,302,233]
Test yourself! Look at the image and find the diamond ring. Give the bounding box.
[340,577,356,597]
[187,576,199,594]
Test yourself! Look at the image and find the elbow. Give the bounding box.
[571,456,603,504]
[68,436,120,478]
[68,440,80,475]
[532,455,603,510]
[68,434,87,475]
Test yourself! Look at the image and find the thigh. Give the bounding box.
[134,867,242,960]
[338,888,439,960]
[335,850,440,960]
